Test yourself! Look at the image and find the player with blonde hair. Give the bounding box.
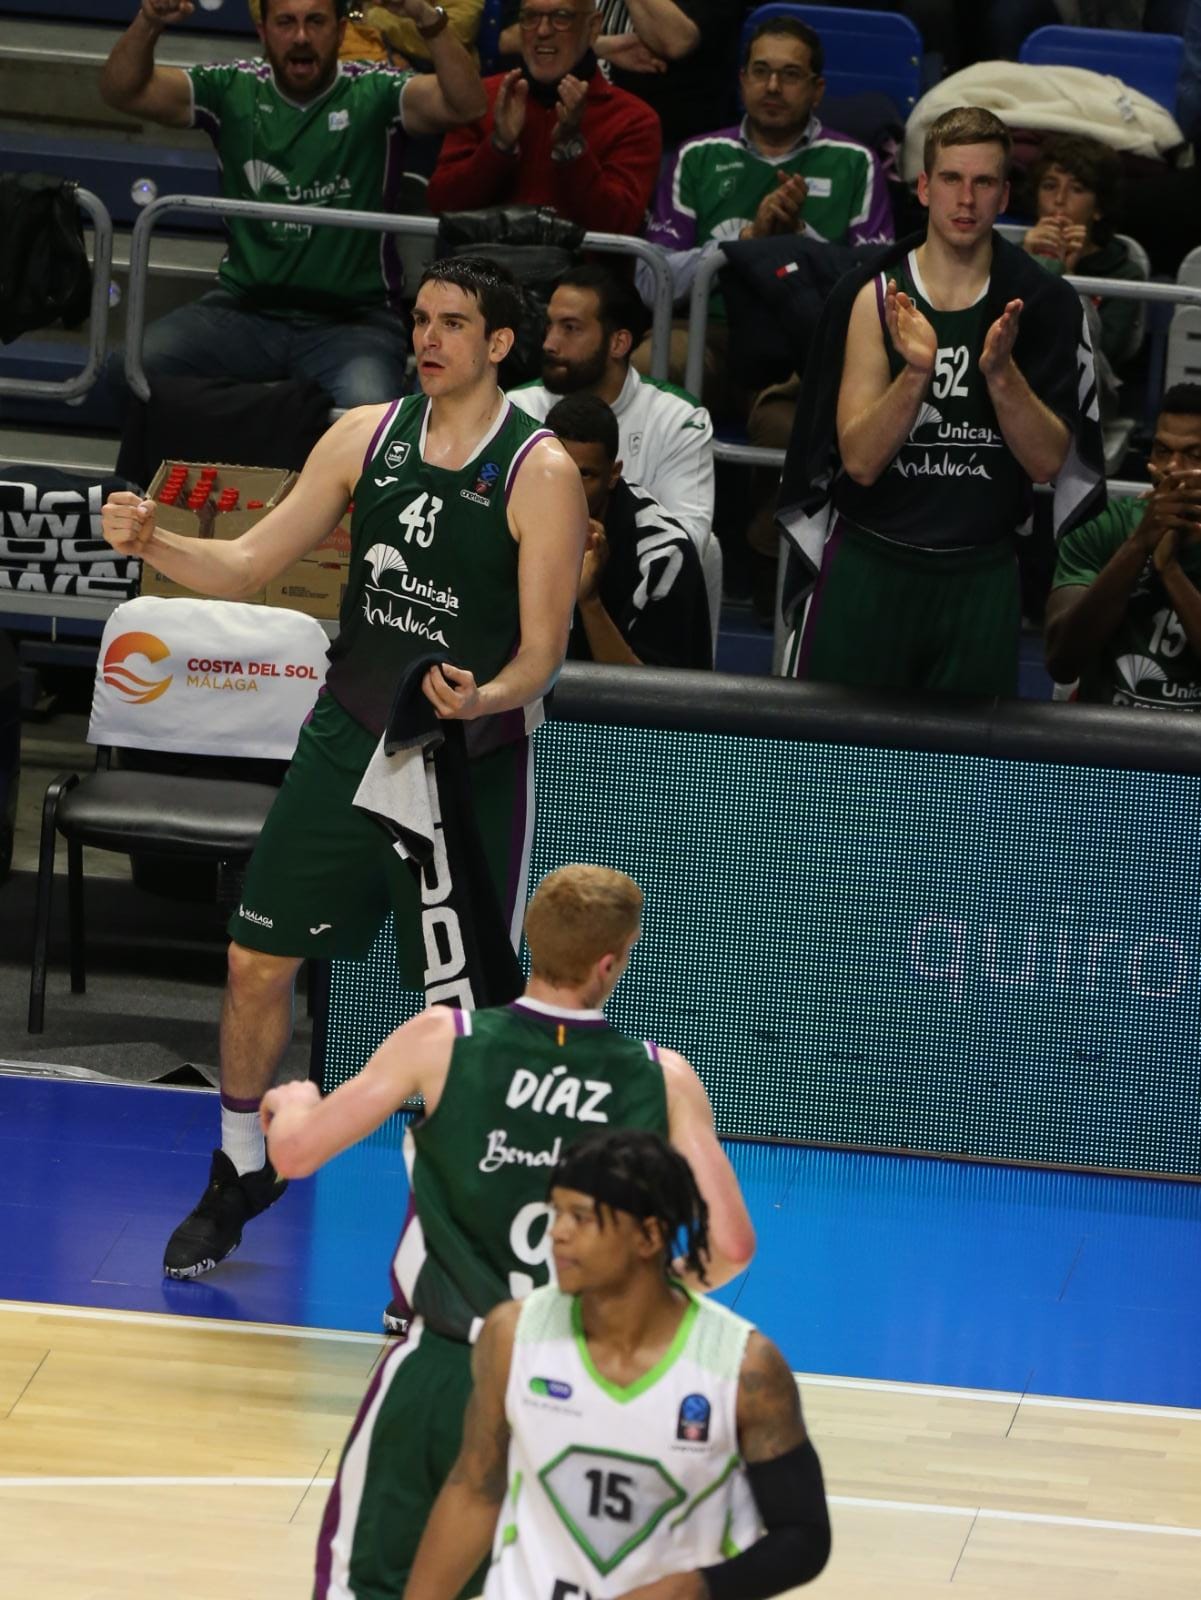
[260,863,756,1599]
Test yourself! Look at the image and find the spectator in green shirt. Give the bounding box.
[100,0,487,409]
[1046,385,1201,709]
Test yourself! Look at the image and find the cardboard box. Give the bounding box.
[138,461,351,619]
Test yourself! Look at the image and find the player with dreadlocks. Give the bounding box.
[405,1129,831,1600]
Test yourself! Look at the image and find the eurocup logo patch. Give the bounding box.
[102,631,173,704]
[473,460,501,498]
[676,1392,710,1442]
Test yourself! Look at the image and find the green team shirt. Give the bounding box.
[1053,495,1201,709]
[395,999,670,1341]
[324,394,552,736]
[647,113,892,318]
[187,60,412,312]
[836,252,1028,550]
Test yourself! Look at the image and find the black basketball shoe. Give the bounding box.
[163,1149,288,1279]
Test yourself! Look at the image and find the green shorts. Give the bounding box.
[786,517,1020,697]
[314,1322,484,1600]
[228,691,533,986]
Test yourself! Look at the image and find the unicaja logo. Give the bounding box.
[102,631,173,704]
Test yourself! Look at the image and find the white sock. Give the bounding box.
[221,1103,265,1176]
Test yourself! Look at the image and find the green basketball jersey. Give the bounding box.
[836,251,1028,549]
[187,60,412,312]
[325,394,553,736]
[393,999,669,1342]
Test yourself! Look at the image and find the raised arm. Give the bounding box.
[100,407,378,599]
[422,434,588,720]
[837,277,934,486]
[261,1005,459,1178]
[99,0,194,126]
[980,300,1070,484]
[622,0,699,58]
[662,1048,755,1289]
[385,0,488,133]
[403,1302,518,1600]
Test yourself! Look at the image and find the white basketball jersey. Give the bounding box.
[484,1286,763,1600]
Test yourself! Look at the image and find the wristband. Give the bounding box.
[417,4,449,39]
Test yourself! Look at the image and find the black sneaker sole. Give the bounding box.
[163,1240,240,1281]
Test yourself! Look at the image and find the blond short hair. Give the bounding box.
[524,865,643,986]
[923,106,1012,176]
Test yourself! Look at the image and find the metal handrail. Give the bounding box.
[685,245,1201,454]
[124,195,675,400]
[0,186,113,402]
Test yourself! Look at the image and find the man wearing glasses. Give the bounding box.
[645,16,892,318]
[427,0,661,235]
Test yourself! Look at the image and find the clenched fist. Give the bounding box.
[102,490,158,556]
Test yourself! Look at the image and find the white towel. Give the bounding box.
[352,732,440,863]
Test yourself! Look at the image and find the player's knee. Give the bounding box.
[226,941,302,999]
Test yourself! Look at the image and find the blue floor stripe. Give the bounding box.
[2,1076,1199,1405]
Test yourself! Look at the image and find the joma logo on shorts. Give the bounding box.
[504,1065,612,1122]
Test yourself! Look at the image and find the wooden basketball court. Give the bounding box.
[3,1301,1198,1598]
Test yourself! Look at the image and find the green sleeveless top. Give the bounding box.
[324,394,553,735]
[835,251,1028,549]
[394,999,670,1342]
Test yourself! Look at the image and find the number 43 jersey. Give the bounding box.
[325,394,553,736]
[486,1285,764,1600]
[835,250,1028,551]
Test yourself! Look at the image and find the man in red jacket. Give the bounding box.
[427,0,661,236]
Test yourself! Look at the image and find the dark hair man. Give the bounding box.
[99,0,486,409]
[260,865,756,1599]
[510,263,720,634]
[427,0,661,235]
[100,258,588,1288]
[405,1127,829,1600]
[1046,384,1201,708]
[1022,135,1144,367]
[777,106,1104,697]
[547,393,713,668]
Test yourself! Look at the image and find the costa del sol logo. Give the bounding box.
[102,631,173,704]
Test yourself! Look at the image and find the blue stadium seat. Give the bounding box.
[0,343,121,432]
[741,4,923,118]
[2,0,258,37]
[1019,24,1184,114]
[2,130,220,229]
[477,0,505,73]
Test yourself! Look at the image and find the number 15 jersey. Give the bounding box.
[325,394,552,736]
[486,1285,763,1600]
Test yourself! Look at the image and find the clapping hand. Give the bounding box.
[742,171,808,239]
[493,68,529,150]
[883,278,937,376]
[979,298,1023,380]
[554,73,589,143]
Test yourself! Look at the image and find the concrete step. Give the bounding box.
[0,18,251,139]
[0,426,120,476]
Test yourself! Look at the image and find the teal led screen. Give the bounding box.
[324,721,1201,1175]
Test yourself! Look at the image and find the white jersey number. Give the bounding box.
[396,491,443,547]
[509,1200,556,1298]
[932,345,970,400]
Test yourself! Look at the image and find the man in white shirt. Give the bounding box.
[509,262,722,631]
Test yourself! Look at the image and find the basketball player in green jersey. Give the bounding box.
[801,106,1072,696]
[259,865,756,1600]
[100,259,588,1283]
[405,1129,830,1600]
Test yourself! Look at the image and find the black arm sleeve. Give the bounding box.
[700,1439,831,1600]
